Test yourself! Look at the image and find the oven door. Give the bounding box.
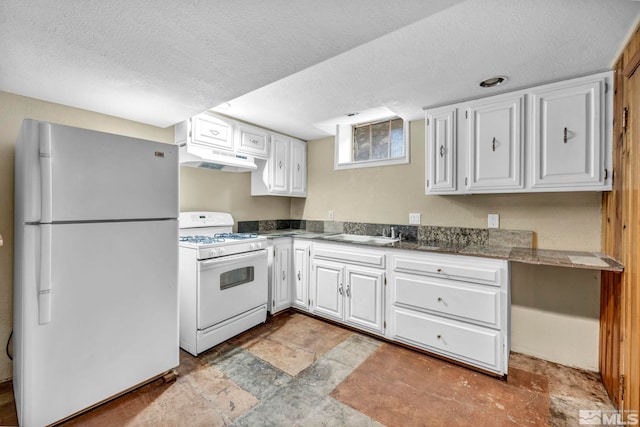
[197,249,268,330]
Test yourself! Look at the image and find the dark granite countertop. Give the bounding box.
[259,230,624,273]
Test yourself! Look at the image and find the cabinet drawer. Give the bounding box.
[392,253,504,286]
[192,114,233,150]
[237,126,269,158]
[392,308,502,373]
[394,274,501,328]
[313,243,385,268]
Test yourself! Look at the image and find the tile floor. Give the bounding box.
[0,312,614,426]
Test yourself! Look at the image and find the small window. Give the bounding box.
[352,117,404,163]
[335,116,409,170]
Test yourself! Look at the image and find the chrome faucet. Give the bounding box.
[391,227,396,239]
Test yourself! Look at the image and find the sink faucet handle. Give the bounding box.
[382,228,387,238]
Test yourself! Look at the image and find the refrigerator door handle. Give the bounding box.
[39,224,52,324]
[39,128,53,223]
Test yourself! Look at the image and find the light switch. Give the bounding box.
[488,214,500,229]
[328,210,334,221]
[409,213,421,225]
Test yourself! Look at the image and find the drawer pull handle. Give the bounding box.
[563,127,568,143]
[282,271,286,281]
[437,334,442,340]
[338,284,343,296]
[439,145,444,158]
[492,137,496,152]
[437,297,443,302]
[209,129,220,136]
[250,138,259,144]
[297,271,301,281]
[279,160,283,169]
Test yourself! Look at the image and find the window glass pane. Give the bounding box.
[371,122,390,160]
[390,118,404,159]
[353,125,370,162]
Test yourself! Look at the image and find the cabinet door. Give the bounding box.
[273,244,291,313]
[467,95,524,191]
[426,107,457,193]
[290,140,307,196]
[236,124,270,159]
[311,259,344,321]
[531,79,604,188]
[270,136,290,194]
[191,112,234,151]
[345,266,385,334]
[292,241,310,311]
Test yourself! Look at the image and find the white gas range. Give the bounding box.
[178,212,268,356]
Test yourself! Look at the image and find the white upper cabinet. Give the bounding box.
[424,71,612,195]
[531,77,607,190]
[425,106,457,193]
[251,134,307,198]
[290,140,307,196]
[466,94,525,192]
[270,135,290,194]
[189,112,235,151]
[235,123,270,159]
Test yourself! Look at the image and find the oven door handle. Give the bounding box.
[199,249,267,268]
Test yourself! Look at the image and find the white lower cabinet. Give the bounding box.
[269,238,292,314]
[388,251,510,375]
[310,242,386,335]
[292,240,311,311]
[287,238,511,375]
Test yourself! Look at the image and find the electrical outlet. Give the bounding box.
[328,210,334,221]
[409,213,421,225]
[488,214,500,229]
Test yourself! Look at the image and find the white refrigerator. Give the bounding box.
[13,119,180,426]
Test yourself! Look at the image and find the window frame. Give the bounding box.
[334,116,410,170]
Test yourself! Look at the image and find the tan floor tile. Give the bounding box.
[245,337,317,376]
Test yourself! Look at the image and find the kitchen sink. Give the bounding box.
[323,234,400,245]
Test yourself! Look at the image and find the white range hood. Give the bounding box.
[179,143,257,173]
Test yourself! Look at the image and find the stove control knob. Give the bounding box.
[250,243,257,250]
[256,242,263,249]
[209,248,218,257]
[219,248,226,255]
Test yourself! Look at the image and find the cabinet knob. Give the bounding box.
[437,297,443,302]
[437,334,442,340]
[437,268,442,273]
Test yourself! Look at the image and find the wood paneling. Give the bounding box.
[601,24,640,416]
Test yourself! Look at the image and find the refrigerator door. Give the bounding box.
[17,119,178,223]
[14,220,178,427]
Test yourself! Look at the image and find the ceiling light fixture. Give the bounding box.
[479,76,508,88]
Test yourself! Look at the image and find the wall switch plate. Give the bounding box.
[488,214,500,229]
[328,210,334,221]
[409,213,421,225]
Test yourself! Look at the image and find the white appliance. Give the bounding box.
[13,119,179,427]
[178,212,268,356]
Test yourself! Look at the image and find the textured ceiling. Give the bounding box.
[1,0,639,140]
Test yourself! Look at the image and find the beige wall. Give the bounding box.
[292,120,603,370]
[180,167,290,223]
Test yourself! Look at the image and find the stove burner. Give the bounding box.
[214,233,259,240]
[179,235,226,244]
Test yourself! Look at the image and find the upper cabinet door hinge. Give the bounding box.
[623,107,629,133]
